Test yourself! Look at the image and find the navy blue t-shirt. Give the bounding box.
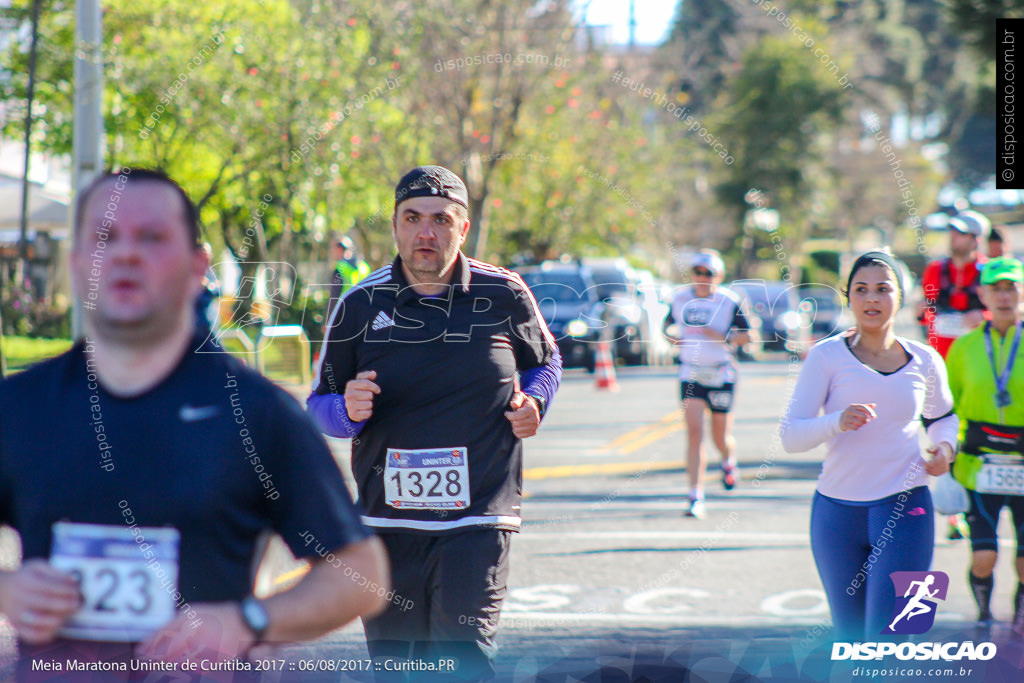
[0,335,370,605]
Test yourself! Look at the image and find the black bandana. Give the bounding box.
[394,165,469,209]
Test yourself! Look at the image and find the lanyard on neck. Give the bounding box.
[986,321,1023,406]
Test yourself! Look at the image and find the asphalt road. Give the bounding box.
[269,358,1024,681]
[5,354,1024,682]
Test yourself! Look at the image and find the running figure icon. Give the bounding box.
[889,574,940,631]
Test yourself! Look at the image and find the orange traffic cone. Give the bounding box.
[594,340,619,391]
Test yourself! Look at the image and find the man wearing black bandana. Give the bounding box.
[308,166,562,679]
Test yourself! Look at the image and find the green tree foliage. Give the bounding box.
[2,0,671,276]
[946,0,1024,59]
[1,0,406,265]
[712,34,846,278]
[715,35,845,212]
[375,0,582,259]
[941,0,1024,183]
[486,58,678,263]
[6,0,1006,301]
[663,0,739,112]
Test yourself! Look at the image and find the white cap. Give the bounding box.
[691,250,725,276]
[948,210,989,237]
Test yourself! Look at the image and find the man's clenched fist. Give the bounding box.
[345,370,380,422]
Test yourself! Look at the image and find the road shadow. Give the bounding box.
[535,544,809,557]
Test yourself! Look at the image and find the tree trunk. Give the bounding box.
[468,198,488,259]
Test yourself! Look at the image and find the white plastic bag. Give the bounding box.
[931,472,969,515]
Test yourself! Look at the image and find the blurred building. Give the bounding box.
[0,136,73,303]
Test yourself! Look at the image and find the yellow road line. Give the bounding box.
[618,422,684,455]
[524,460,680,480]
[523,411,685,480]
[600,412,680,451]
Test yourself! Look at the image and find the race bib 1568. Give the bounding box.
[384,447,470,511]
[50,522,180,642]
[976,455,1024,495]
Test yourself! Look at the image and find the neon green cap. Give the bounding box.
[981,257,1024,285]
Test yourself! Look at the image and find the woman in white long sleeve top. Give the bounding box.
[781,251,959,640]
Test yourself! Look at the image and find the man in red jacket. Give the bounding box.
[919,209,989,541]
[918,210,989,359]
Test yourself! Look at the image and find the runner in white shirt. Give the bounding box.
[781,251,959,640]
[668,250,753,519]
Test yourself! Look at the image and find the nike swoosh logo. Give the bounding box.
[179,405,221,422]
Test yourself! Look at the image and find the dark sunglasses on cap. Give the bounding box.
[692,268,713,277]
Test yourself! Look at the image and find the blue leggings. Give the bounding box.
[810,486,934,641]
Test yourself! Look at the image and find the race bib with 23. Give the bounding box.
[50,521,180,642]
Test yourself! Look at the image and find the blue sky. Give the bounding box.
[578,0,679,45]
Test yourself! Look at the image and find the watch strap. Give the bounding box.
[527,394,547,419]
[240,596,269,644]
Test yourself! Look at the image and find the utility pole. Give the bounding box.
[628,0,636,49]
[0,0,40,377]
[17,0,41,287]
[72,0,104,340]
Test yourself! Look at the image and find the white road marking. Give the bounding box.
[501,612,821,627]
[519,530,808,542]
[517,529,1019,548]
[522,501,810,513]
[760,589,829,617]
[622,587,713,614]
[498,611,970,629]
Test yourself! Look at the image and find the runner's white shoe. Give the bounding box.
[685,499,706,519]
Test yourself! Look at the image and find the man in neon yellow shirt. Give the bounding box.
[948,257,1024,635]
[328,235,372,305]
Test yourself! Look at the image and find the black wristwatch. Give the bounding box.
[527,394,547,419]
[239,596,270,644]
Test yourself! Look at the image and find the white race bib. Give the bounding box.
[384,447,470,510]
[933,312,967,338]
[976,455,1024,495]
[50,522,180,642]
[691,365,729,387]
